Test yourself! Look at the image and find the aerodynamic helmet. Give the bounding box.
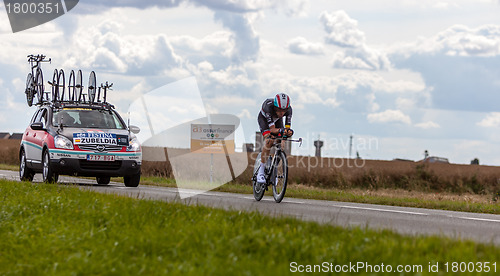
[273,93,290,109]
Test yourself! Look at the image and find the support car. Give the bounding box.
[19,101,142,186]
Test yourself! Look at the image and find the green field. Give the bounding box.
[1,179,499,275]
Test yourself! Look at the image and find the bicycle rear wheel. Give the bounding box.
[88,71,96,103]
[57,69,65,102]
[25,73,34,107]
[35,67,44,103]
[252,152,265,201]
[51,69,58,101]
[272,151,288,203]
[68,70,75,101]
[75,70,83,101]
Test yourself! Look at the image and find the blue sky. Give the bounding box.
[2,0,500,164]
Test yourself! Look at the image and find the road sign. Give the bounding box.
[191,124,235,154]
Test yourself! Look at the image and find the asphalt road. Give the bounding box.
[1,169,500,245]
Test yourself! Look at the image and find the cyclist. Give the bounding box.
[257,93,294,184]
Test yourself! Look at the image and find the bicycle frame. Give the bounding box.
[266,138,284,176]
[28,54,50,76]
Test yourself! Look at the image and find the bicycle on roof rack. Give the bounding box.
[252,135,302,203]
[25,54,51,107]
[25,54,114,107]
[67,69,83,102]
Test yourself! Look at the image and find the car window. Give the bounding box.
[52,109,126,129]
[30,109,41,124]
[34,109,47,127]
[40,110,48,128]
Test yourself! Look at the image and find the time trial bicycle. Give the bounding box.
[25,54,50,106]
[252,135,302,203]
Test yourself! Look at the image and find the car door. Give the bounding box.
[24,109,41,164]
[30,108,49,167]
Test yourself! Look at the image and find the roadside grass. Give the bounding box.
[137,176,500,215]
[0,163,17,171]
[1,179,499,275]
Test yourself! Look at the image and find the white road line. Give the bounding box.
[457,217,500,223]
[242,196,304,204]
[335,204,429,216]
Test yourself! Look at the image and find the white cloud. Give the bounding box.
[433,2,455,9]
[62,21,182,75]
[394,24,500,57]
[287,37,324,55]
[415,121,440,129]
[197,61,214,72]
[332,46,390,70]
[74,0,309,18]
[0,12,11,33]
[205,64,257,88]
[238,108,252,119]
[367,109,412,125]
[320,10,390,71]
[170,31,232,56]
[214,12,260,63]
[196,0,309,16]
[208,95,257,107]
[320,10,365,48]
[477,112,500,127]
[258,69,426,114]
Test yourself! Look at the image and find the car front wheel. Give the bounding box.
[42,150,58,183]
[124,172,140,187]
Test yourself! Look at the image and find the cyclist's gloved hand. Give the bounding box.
[277,128,285,137]
[285,128,294,137]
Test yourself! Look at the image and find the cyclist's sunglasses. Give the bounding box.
[274,106,289,112]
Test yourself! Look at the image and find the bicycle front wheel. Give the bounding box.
[51,69,58,101]
[35,67,44,103]
[25,73,34,106]
[252,152,265,201]
[272,151,288,203]
[68,70,75,101]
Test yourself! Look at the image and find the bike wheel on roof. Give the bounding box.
[25,72,34,107]
[35,67,44,104]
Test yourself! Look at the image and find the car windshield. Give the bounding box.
[52,108,126,129]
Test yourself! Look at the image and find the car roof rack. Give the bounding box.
[52,101,115,110]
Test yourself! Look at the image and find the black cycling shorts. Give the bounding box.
[258,112,283,137]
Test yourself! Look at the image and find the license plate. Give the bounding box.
[87,155,115,161]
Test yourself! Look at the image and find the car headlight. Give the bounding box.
[127,137,140,152]
[54,135,74,150]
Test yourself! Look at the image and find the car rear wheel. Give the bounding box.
[96,176,111,185]
[124,172,140,187]
[42,150,58,183]
[19,149,34,182]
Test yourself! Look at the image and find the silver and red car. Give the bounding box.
[19,101,142,186]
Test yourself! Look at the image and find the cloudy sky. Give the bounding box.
[2,0,500,164]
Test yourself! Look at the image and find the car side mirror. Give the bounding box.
[30,122,45,131]
[129,125,140,134]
